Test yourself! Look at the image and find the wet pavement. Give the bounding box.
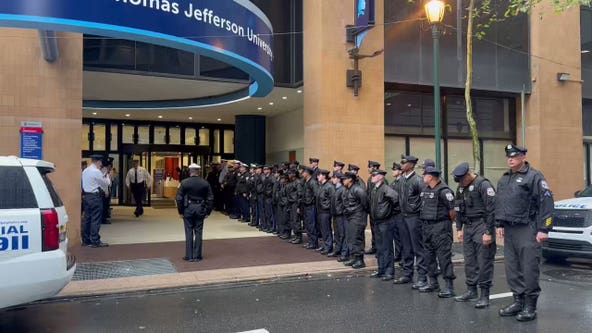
[1,261,591,333]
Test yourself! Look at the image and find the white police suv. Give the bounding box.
[543,187,592,261]
[0,156,76,309]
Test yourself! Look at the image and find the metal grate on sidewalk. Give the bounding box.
[73,258,177,281]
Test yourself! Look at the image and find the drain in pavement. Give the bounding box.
[73,258,177,281]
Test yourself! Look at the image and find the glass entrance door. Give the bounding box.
[122,152,150,207]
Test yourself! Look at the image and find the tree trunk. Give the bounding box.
[465,0,480,171]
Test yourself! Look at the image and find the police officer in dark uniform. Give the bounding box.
[452,162,497,308]
[366,160,385,255]
[316,169,334,255]
[301,166,319,249]
[496,144,553,322]
[368,169,399,281]
[347,164,366,190]
[254,165,265,229]
[310,157,320,179]
[276,173,290,239]
[286,169,304,244]
[393,156,429,287]
[333,161,345,174]
[271,168,283,234]
[419,166,456,298]
[329,172,349,261]
[391,162,404,263]
[223,163,239,219]
[176,163,214,262]
[235,163,250,223]
[247,164,258,226]
[343,172,369,269]
[262,166,275,233]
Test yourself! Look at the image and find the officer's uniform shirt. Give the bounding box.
[419,181,455,221]
[125,166,151,188]
[82,164,110,193]
[455,175,496,232]
[235,171,249,195]
[176,175,214,216]
[495,162,554,232]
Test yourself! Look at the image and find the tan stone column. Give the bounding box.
[303,0,385,176]
[525,5,583,200]
[0,29,83,244]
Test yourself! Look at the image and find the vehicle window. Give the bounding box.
[577,186,592,197]
[0,166,38,209]
[38,168,64,207]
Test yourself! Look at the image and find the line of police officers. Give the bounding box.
[217,143,553,322]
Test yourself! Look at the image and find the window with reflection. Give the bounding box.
[169,127,181,145]
[199,128,210,146]
[122,125,134,144]
[213,129,221,154]
[110,124,118,151]
[185,128,197,145]
[82,124,90,150]
[137,126,149,144]
[154,126,167,144]
[224,130,234,154]
[93,124,106,151]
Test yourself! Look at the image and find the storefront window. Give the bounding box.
[482,140,512,188]
[199,128,210,146]
[93,124,106,151]
[169,127,181,145]
[224,130,234,154]
[154,126,167,144]
[137,126,149,144]
[213,129,221,154]
[82,124,90,151]
[110,124,118,151]
[185,128,197,145]
[122,124,134,144]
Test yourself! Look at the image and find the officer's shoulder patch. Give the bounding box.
[445,192,454,201]
[541,180,550,190]
[486,187,495,197]
[468,185,474,191]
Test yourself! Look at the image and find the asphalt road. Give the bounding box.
[1,260,592,333]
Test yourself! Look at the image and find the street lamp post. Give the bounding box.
[425,0,445,170]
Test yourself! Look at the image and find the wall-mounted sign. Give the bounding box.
[20,123,43,160]
[0,0,274,105]
[355,0,375,31]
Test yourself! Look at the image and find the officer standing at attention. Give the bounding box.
[81,154,110,248]
[333,161,345,174]
[393,156,428,288]
[286,169,304,244]
[347,164,366,190]
[247,164,258,226]
[235,163,250,223]
[452,162,497,308]
[329,172,349,261]
[316,169,334,255]
[391,162,404,264]
[343,172,369,269]
[419,166,456,298]
[495,144,553,322]
[276,173,291,239]
[301,166,319,250]
[262,166,275,233]
[368,169,399,281]
[310,157,320,179]
[365,160,384,255]
[176,163,214,262]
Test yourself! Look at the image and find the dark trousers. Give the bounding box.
[183,206,205,260]
[130,182,146,216]
[250,195,258,224]
[399,214,428,280]
[393,214,403,261]
[276,205,289,235]
[346,213,367,259]
[102,193,111,223]
[303,205,318,246]
[289,204,302,237]
[504,223,541,298]
[223,187,236,215]
[257,195,266,227]
[332,215,347,255]
[264,197,273,230]
[422,220,455,281]
[463,221,496,288]
[376,218,395,276]
[369,219,378,251]
[82,193,103,245]
[317,211,333,252]
[238,194,250,221]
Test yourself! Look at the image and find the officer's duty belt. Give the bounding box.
[422,219,449,224]
[464,217,485,225]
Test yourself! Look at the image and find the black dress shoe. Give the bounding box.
[419,283,440,293]
[344,259,356,266]
[314,247,324,252]
[182,256,191,261]
[412,280,428,290]
[337,256,349,262]
[327,252,339,257]
[364,248,377,255]
[279,234,290,240]
[369,272,383,278]
[90,242,109,248]
[320,250,330,255]
[381,275,394,281]
[304,244,316,249]
[393,276,412,284]
[352,260,366,269]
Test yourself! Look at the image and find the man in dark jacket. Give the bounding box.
[343,172,369,269]
[368,169,399,281]
[330,172,348,261]
[301,166,319,249]
[365,160,386,255]
[286,169,303,244]
[176,163,214,262]
[235,163,250,223]
[276,173,290,239]
[316,169,334,255]
[262,166,275,233]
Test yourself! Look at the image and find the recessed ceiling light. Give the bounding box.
[269,102,274,106]
[217,118,222,121]
[282,96,287,100]
[92,112,97,115]
[201,126,205,129]
[189,116,193,120]
[158,115,163,119]
[407,104,412,107]
[257,107,263,110]
[125,114,131,117]
[297,90,302,93]
[386,103,392,106]
[582,50,590,54]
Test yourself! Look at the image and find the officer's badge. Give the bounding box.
[469,185,474,191]
[487,187,495,196]
[541,180,550,190]
[445,192,454,201]
[516,177,523,183]
[420,192,424,197]
[507,144,512,150]
[429,193,434,199]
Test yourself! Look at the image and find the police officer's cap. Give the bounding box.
[401,155,419,164]
[371,170,387,176]
[318,169,330,176]
[424,166,441,177]
[263,165,271,170]
[280,173,289,180]
[368,160,380,168]
[392,162,402,171]
[309,157,319,163]
[301,166,314,175]
[332,172,346,180]
[291,160,300,166]
[90,154,103,162]
[348,164,360,171]
[239,163,248,168]
[505,144,527,157]
[452,162,470,179]
[287,169,298,176]
[282,161,290,167]
[344,172,358,180]
[334,160,345,167]
[255,164,263,169]
[421,159,435,169]
[188,163,201,170]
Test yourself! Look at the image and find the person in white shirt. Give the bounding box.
[81,154,111,247]
[126,160,152,217]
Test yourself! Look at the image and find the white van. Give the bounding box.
[0,156,76,309]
